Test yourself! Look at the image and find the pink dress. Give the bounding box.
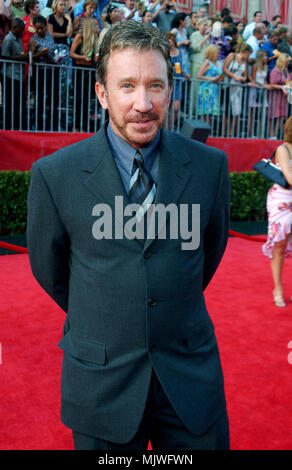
[269,67,291,119]
[262,154,292,258]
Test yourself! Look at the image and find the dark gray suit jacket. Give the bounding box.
[27,125,230,443]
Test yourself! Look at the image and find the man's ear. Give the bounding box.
[95,82,109,110]
[168,85,172,107]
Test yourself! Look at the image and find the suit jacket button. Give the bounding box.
[148,298,157,307]
[144,251,152,259]
[150,345,158,352]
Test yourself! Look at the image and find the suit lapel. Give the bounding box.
[82,127,135,243]
[82,126,193,250]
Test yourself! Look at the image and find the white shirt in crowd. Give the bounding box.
[242,21,256,40]
[246,34,261,59]
[123,6,141,21]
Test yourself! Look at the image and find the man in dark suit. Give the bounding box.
[27,20,230,450]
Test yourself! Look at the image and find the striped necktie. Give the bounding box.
[129,150,156,223]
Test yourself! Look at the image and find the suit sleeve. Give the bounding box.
[27,163,70,313]
[202,152,230,290]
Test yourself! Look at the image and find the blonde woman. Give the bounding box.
[262,117,292,307]
[248,49,271,136]
[269,53,292,139]
[197,44,222,123]
[69,17,99,131]
[189,18,211,111]
[223,42,252,136]
[47,0,72,119]
[47,0,72,45]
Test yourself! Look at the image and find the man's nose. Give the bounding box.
[133,87,153,113]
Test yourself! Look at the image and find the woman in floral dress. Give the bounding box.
[189,18,211,112]
[262,117,292,307]
[197,45,221,122]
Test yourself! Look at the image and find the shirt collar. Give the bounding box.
[106,122,160,176]
[8,31,19,41]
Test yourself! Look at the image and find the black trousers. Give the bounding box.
[72,370,230,451]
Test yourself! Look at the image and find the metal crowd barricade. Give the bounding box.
[0,58,106,132]
[170,77,292,139]
[0,58,291,138]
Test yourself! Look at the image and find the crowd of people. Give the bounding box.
[0,0,292,134]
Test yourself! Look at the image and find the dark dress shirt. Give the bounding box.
[106,122,160,194]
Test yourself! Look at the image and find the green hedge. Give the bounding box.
[0,170,272,236]
[0,171,31,236]
[229,171,272,222]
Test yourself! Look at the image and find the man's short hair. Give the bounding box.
[24,0,38,14]
[268,30,280,38]
[272,15,281,21]
[229,25,238,36]
[278,26,287,34]
[33,15,47,26]
[96,20,173,87]
[254,26,263,35]
[223,15,233,25]
[253,10,262,17]
[11,17,25,29]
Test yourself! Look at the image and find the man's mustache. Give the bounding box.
[126,112,159,123]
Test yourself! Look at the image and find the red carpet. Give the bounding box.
[0,237,292,450]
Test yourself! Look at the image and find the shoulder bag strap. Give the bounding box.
[269,145,292,164]
[268,150,276,162]
[282,143,292,157]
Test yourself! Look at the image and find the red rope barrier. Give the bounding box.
[0,230,266,254]
[0,241,28,253]
[229,230,266,243]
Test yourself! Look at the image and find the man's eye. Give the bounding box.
[151,83,163,89]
